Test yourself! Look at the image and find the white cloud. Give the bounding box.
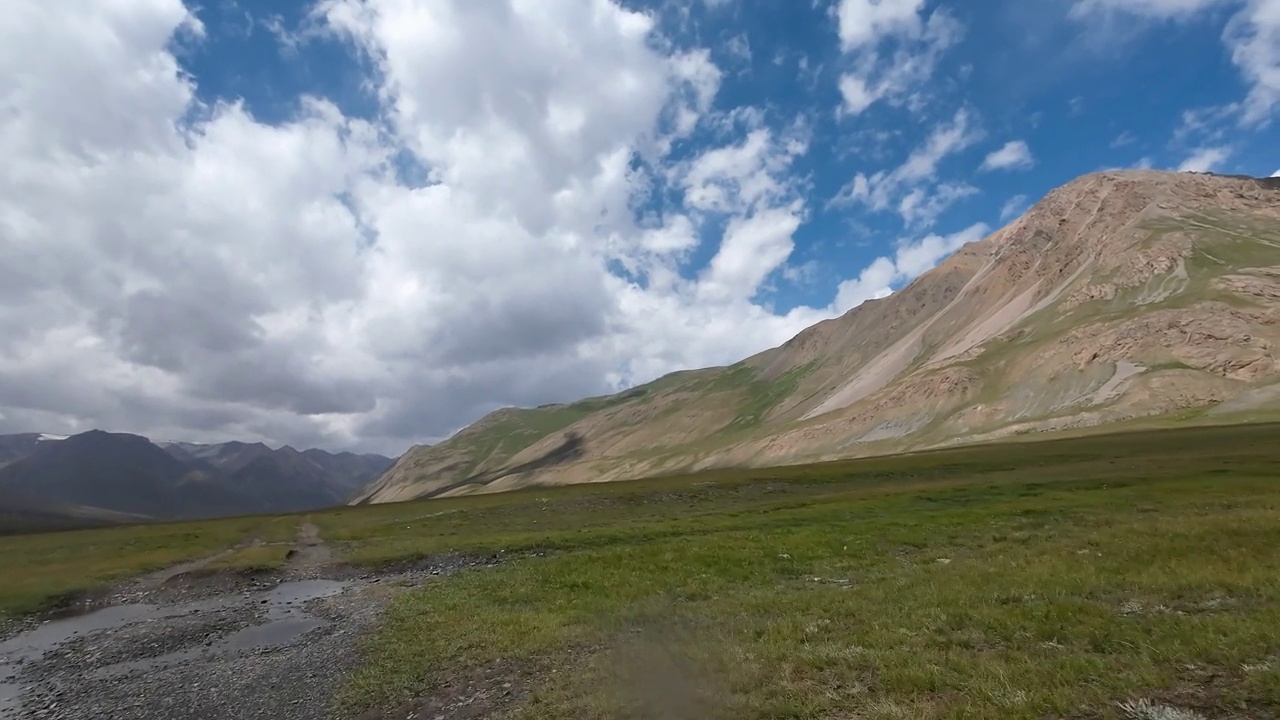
[698,204,804,303]
[894,108,983,182]
[1,0,871,453]
[681,128,798,214]
[897,183,979,228]
[1177,146,1232,171]
[838,75,879,115]
[1071,0,1280,126]
[1111,131,1138,148]
[834,0,963,115]
[833,223,989,313]
[1270,167,1280,176]
[835,108,983,227]
[1070,0,1226,19]
[1000,194,1029,221]
[837,0,926,50]
[1173,104,1239,145]
[723,34,752,64]
[1225,0,1280,125]
[980,140,1034,171]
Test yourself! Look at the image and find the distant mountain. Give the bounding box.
[0,433,63,468]
[0,430,249,519]
[0,434,41,468]
[159,441,392,505]
[299,448,397,494]
[360,170,1280,503]
[0,431,393,523]
[161,440,276,472]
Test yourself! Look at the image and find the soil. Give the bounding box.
[0,524,500,720]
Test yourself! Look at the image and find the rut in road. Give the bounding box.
[285,522,333,575]
[118,536,266,598]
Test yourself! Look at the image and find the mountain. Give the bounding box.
[218,446,392,513]
[159,441,392,505]
[0,430,249,519]
[299,448,399,493]
[162,440,276,472]
[0,433,65,469]
[360,169,1280,503]
[0,434,42,468]
[0,432,394,521]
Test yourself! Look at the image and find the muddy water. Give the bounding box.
[0,580,350,719]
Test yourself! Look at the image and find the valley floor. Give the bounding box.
[2,423,1278,720]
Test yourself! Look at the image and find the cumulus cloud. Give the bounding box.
[832,222,989,312]
[1177,146,1232,171]
[2,0,879,454]
[834,0,963,115]
[980,140,1035,171]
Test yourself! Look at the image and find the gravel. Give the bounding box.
[1,550,502,720]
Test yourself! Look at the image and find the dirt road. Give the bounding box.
[0,525,492,720]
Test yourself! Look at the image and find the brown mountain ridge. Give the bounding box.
[359,169,1280,504]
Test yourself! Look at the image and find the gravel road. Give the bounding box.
[0,525,495,720]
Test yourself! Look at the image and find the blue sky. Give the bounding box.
[1,0,1277,452]
[174,0,1277,313]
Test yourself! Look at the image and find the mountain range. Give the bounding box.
[4,169,1277,521]
[0,430,392,528]
[359,169,1280,503]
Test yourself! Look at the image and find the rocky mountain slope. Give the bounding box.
[359,169,1280,504]
[0,432,393,521]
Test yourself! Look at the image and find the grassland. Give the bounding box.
[317,423,1280,720]
[2,423,1277,719]
[201,543,296,573]
[0,513,298,617]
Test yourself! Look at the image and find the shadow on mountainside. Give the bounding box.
[422,432,587,499]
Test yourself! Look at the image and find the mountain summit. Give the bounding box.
[359,170,1280,503]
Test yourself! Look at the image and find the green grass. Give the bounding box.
[723,362,820,433]
[325,423,1280,719]
[2,424,1277,719]
[203,543,294,573]
[0,515,279,617]
[441,390,651,480]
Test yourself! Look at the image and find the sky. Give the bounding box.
[1,0,1277,455]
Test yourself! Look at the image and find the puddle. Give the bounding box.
[91,615,329,681]
[261,580,350,617]
[220,617,327,650]
[1,604,158,716]
[0,579,353,714]
[2,604,158,683]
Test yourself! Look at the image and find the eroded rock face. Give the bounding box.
[359,170,1280,503]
